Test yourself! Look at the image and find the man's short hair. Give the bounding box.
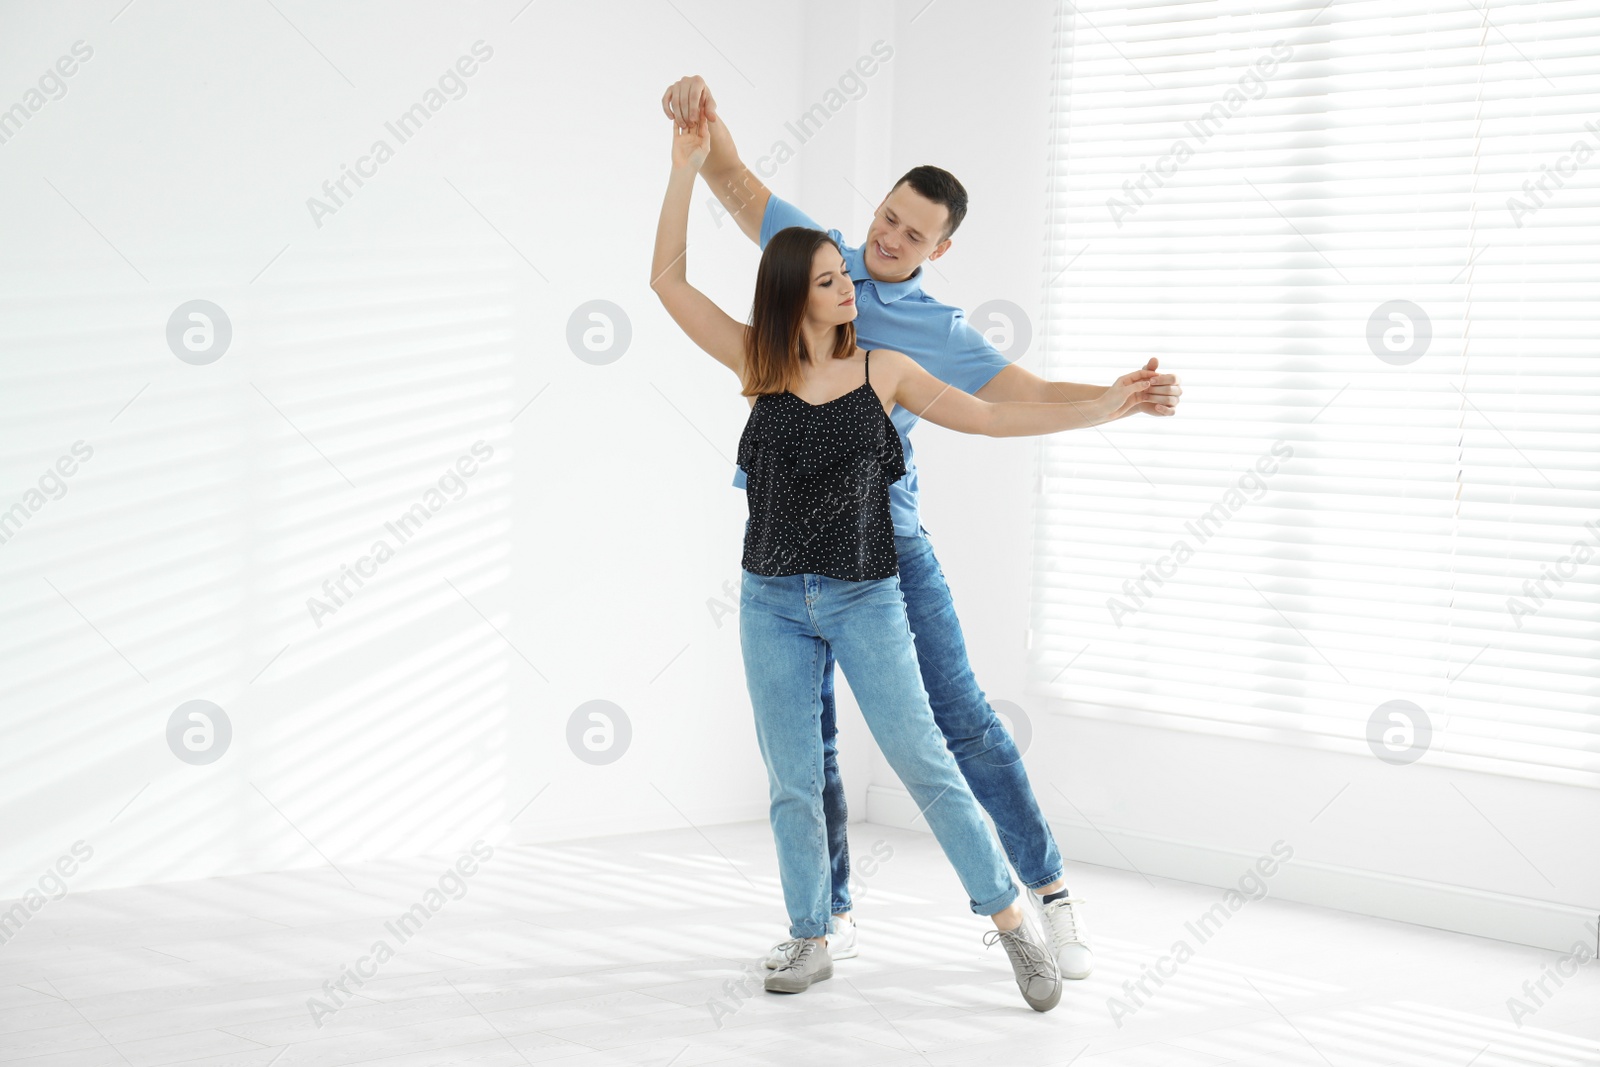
[893,164,968,240]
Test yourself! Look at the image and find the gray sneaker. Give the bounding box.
[764,915,857,968]
[983,917,1063,1012]
[763,938,832,994]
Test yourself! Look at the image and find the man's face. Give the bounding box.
[862,183,953,283]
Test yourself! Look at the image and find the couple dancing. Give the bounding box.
[651,75,1181,1012]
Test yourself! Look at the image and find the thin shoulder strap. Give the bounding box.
[864,348,872,385]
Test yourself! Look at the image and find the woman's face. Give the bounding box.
[803,246,857,329]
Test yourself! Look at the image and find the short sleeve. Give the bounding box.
[944,309,1014,396]
[759,194,826,250]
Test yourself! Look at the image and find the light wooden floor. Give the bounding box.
[2,820,1596,1067]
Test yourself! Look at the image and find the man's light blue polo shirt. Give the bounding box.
[732,194,1011,537]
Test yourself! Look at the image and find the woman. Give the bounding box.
[650,120,1156,1012]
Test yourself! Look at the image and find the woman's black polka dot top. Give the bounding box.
[737,349,907,581]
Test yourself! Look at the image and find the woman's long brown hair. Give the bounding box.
[741,227,857,396]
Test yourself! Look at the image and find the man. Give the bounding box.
[661,75,1181,980]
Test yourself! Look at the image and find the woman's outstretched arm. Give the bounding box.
[650,120,746,377]
[879,349,1160,437]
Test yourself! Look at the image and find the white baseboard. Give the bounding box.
[509,800,771,849]
[866,783,1598,954]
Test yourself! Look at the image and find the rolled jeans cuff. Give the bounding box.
[787,918,829,940]
[969,882,1020,918]
[1022,870,1065,892]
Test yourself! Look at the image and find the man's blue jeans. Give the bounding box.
[820,526,1065,912]
[739,567,1020,939]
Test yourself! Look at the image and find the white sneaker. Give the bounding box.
[827,914,858,960]
[1030,889,1093,979]
[764,915,857,968]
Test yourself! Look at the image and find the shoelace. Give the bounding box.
[772,938,817,973]
[773,920,849,962]
[1039,897,1085,948]
[983,924,1055,982]
[769,937,805,963]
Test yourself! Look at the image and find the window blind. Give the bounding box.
[1031,0,1600,787]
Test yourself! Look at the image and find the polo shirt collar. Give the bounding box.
[844,242,924,304]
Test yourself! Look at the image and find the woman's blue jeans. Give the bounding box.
[739,568,1019,940]
[819,527,1065,911]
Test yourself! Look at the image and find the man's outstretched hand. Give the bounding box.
[662,75,717,133]
[1127,357,1180,417]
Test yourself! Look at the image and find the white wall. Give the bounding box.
[5,0,1592,955]
[0,0,818,894]
[860,0,1600,953]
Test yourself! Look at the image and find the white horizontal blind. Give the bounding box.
[1032,0,1600,786]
